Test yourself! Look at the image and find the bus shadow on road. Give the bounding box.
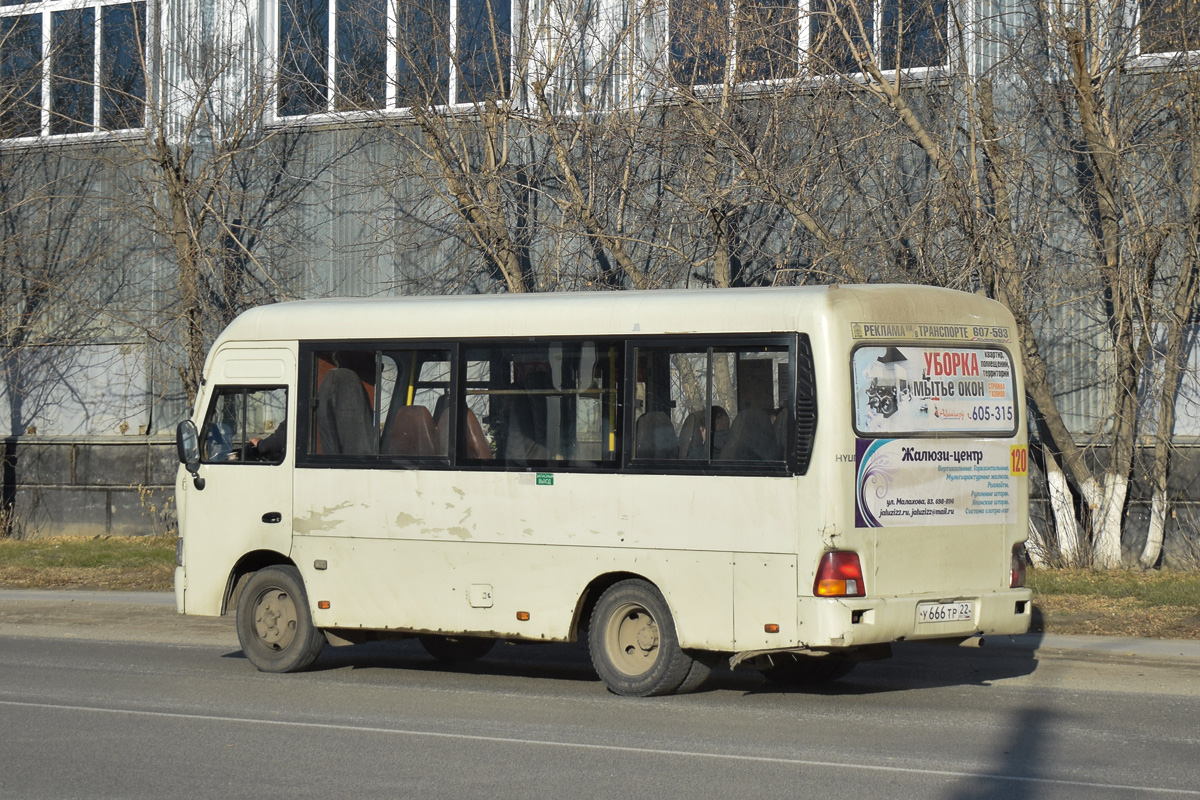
[729,636,1043,696]
[251,638,606,685]
[222,630,1042,695]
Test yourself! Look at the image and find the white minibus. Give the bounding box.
[175,285,1032,695]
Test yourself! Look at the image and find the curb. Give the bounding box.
[986,632,1200,662]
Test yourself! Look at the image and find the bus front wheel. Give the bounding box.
[588,579,703,697]
[236,565,326,673]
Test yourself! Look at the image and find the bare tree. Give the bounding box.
[73,0,359,404]
[773,0,1200,567]
[1,10,147,535]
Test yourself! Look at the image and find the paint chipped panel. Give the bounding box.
[297,536,740,649]
[293,465,805,552]
[393,511,424,529]
[293,501,356,535]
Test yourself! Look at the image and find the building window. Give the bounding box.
[0,0,146,139]
[396,0,449,105]
[1139,0,1200,56]
[669,0,727,85]
[275,0,511,118]
[877,0,947,69]
[527,0,643,111]
[669,0,946,86]
[670,0,799,84]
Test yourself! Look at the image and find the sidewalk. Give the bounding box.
[0,588,237,647]
[988,631,1200,662]
[2,589,1199,662]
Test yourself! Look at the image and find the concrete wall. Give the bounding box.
[5,437,176,539]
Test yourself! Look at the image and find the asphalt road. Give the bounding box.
[1,591,1198,800]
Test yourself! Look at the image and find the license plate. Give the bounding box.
[917,601,973,623]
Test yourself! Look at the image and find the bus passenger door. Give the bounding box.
[178,350,295,616]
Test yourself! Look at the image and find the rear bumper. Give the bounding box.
[800,588,1033,649]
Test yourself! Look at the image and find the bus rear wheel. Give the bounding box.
[588,579,700,697]
[419,635,495,663]
[760,654,855,687]
[236,565,325,673]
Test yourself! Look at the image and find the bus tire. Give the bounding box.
[236,565,325,673]
[419,635,495,662]
[588,579,695,697]
[675,651,716,694]
[760,654,855,687]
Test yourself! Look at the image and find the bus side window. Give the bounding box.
[633,343,790,467]
[462,341,620,467]
[201,387,288,464]
[718,408,779,461]
[380,349,451,458]
[633,347,703,461]
[462,358,497,460]
[311,351,376,456]
[634,411,678,459]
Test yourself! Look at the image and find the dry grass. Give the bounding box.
[1028,568,1200,639]
[0,536,175,591]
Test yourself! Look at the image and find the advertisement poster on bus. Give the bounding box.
[854,439,1027,528]
[851,345,1018,436]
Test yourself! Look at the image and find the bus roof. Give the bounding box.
[213,285,1013,345]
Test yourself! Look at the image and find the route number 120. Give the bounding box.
[1010,445,1028,476]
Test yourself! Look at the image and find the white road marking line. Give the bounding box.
[2,698,1197,796]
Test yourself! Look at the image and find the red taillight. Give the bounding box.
[814,551,866,597]
[1010,544,1027,588]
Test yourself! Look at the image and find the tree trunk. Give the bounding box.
[1140,78,1200,567]
[155,134,205,403]
[1094,472,1129,568]
[1140,258,1199,567]
[1025,519,1051,568]
[1142,490,1168,569]
[532,86,652,290]
[410,108,531,294]
[1061,26,1140,569]
[1044,444,1084,566]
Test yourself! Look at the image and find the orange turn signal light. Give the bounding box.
[516,611,530,621]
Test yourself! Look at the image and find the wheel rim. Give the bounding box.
[252,588,298,652]
[604,601,660,677]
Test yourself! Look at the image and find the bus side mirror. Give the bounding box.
[176,420,205,490]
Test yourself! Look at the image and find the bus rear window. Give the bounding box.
[852,345,1017,436]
